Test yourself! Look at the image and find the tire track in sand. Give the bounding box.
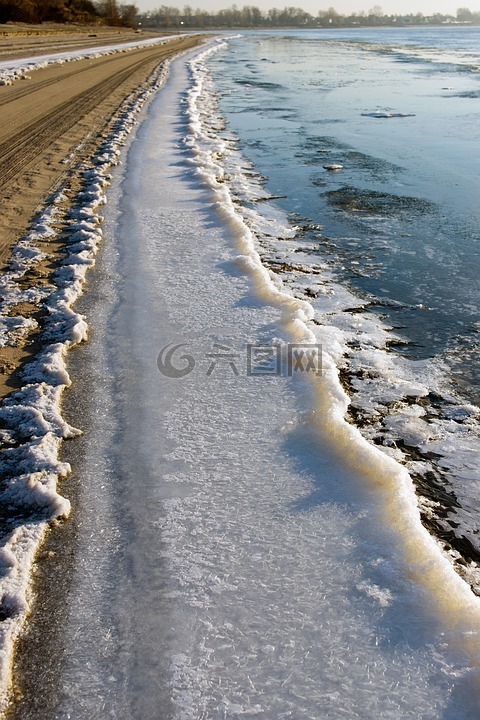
[0,35,203,266]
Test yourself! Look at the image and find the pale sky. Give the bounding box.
[137,0,477,16]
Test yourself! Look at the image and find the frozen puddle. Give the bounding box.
[52,49,480,718]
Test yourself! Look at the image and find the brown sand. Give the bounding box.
[0,31,204,399]
[0,29,206,717]
[0,23,174,61]
[0,32,202,265]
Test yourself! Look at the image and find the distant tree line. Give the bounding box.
[2,0,480,28]
[138,5,480,28]
[0,0,138,25]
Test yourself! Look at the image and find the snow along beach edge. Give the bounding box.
[0,33,185,87]
[0,39,210,710]
[185,41,480,668]
[1,31,480,714]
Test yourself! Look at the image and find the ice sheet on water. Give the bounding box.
[361,111,416,118]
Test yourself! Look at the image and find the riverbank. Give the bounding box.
[0,31,204,713]
[7,41,480,718]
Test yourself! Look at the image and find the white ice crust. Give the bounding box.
[180,40,480,684]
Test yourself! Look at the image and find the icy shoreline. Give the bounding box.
[0,49,181,709]
[1,33,480,715]
[199,36,480,590]
[187,42,480,623]
[3,36,479,717]
[46,42,480,716]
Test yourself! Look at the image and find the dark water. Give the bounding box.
[208,28,480,402]
[201,29,480,573]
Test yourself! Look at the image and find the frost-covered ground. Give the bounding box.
[41,44,480,718]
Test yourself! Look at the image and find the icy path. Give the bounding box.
[53,50,480,718]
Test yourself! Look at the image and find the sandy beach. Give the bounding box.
[0,24,178,61]
[0,28,204,714]
[0,29,203,401]
[0,27,479,718]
